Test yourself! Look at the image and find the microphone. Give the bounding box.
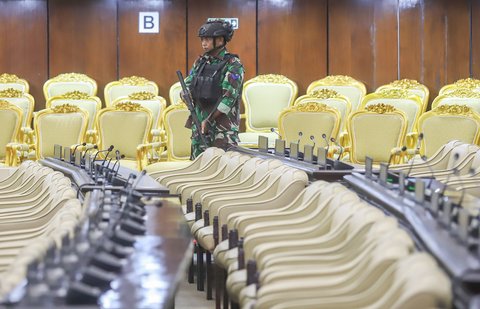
[405,133,425,177]
[93,145,114,164]
[297,131,303,144]
[101,146,115,166]
[330,137,343,161]
[310,135,316,150]
[270,128,281,139]
[82,144,98,168]
[113,155,125,177]
[440,153,460,196]
[72,142,86,163]
[321,133,330,159]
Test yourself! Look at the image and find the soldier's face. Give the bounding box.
[201,37,225,52]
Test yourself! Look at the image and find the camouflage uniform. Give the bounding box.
[185,47,244,158]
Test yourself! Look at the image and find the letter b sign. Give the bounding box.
[139,12,159,33]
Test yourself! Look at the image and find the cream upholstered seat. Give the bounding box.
[169,81,183,105]
[307,75,366,113]
[104,76,158,107]
[342,104,407,165]
[0,73,29,93]
[431,88,480,114]
[375,79,429,112]
[46,91,101,133]
[111,92,167,144]
[293,89,350,141]
[0,88,35,143]
[439,77,480,95]
[415,105,480,158]
[278,102,340,153]
[95,102,157,171]
[239,74,298,148]
[43,73,97,100]
[144,103,192,171]
[360,89,423,142]
[0,101,22,166]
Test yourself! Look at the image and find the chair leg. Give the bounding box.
[188,248,195,284]
[214,263,223,309]
[206,251,213,300]
[196,244,204,291]
[223,269,229,309]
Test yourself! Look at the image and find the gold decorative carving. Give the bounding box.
[0,73,21,84]
[0,88,23,98]
[52,104,81,113]
[293,102,330,112]
[376,88,411,99]
[128,91,156,100]
[307,89,341,99]
[365,103,397,114]
[319,75,359,85]
[434,104,473,115]
[251,74,291,84]
[60,91,91,100]
[115,102,143,112]
[454,78,480,89]
[118,76,150,86]
[442,88,480,99]
[51,73,93,82]
[388,79,421,89]
[0,99,11,109]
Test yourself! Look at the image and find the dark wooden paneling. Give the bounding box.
[49,0,117,104]
[472,0,480,77]
[400,0,470,106]
[0,0,47,110]
[257,0,327,94]
[118,0,186,100]
[187,0,257,80]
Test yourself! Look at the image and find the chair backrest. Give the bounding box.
[242,74,298,132]
[46,91,101,131]
[96,102,153,160]
[361,88,423,133]
[162,103,191,161]
[439,77,480,95]
[307,75,367,112]
[294,89,351,132]
[43,73,97,100]
[431,88,480,114]
[417,105,480,158]
[0,100,23,160]
[104,76,159,107]
[0,73,29,93]
[169,81,183,105]
[34,104,89,159]
[0,88,34,128]
[278,103,341,152]
[347,103,407,164]
[375,79,429,112]
[111,91,166,130]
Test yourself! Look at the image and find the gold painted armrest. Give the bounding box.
[406,132,418,149]
[136,142,166,171]
[20,127,35,144]
[338,131,349,148]
[86,129,97,144]
[6,143,34,166]
[240,113,246,120]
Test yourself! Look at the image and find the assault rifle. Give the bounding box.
[176,70,209,147]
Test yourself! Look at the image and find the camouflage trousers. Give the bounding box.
[191,128,239,159]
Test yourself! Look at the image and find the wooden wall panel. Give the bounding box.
[257,0,327,94]
[118,0,186,101]
[49,0,117,104]
[472,0,480,77]
[398,1,423,82]
[0,0,47,110]
[187,0,257,80]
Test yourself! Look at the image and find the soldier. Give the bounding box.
[183,19,244,159]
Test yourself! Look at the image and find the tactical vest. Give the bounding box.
[190,54,233,111]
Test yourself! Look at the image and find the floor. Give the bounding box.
[175,279,215,309]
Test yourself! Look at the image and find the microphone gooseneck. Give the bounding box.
[330,137,343,161]
[270,128,281,139]
[72,142,87,163]
[310,135,316,150]
[297,131,303,145]
[82,144,98,161]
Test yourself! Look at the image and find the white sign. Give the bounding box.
[139,12,159,33]
[207,18,239,30]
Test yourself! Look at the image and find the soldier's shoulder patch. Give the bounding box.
[229,72,241,80]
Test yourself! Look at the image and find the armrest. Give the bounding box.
[406,132,418,149]
[20,127,35,144]
[86,129,97,144]
[6,143,34,166]
[137,142,165,170]
[338,131,349,148]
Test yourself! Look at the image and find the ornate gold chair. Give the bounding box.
[0,101,23,166]
[278,103,341,153]
[0,73,29,93]
[169,81,183,105]
[307,75,366,112]
[439,77,480,95]
[239,74,298,148]
[95,102,159,171]
[7,104,89,166]
[431,88,480,114]
[360,88,423,148]
[414,105,480,158]
[111,91,167,143]
[375,79,429,112]
[343,104,407,165]
[293,89,350,141]
[43,73,97,100]
[104,76,159,107]
[0,88,35,143]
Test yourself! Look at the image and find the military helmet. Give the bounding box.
[198,20,234,42]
